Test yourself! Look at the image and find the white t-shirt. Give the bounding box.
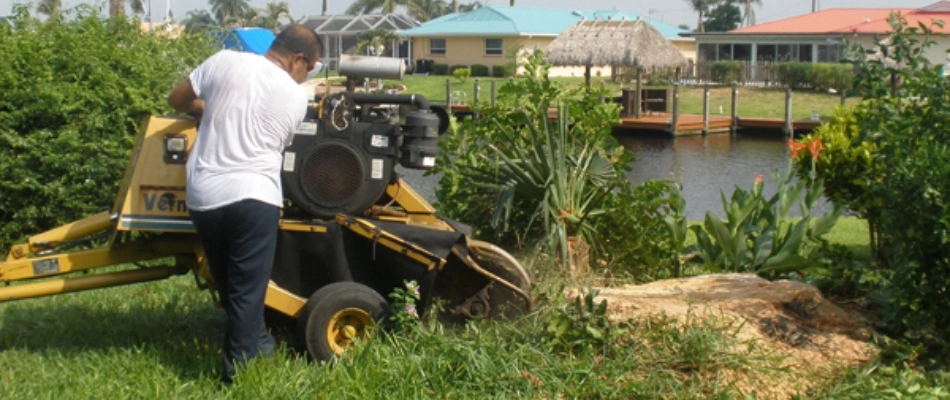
[186,50,308,211]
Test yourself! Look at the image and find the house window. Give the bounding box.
[718,43,733,60]
[757,44,777,61]
[698,43,717,62]
[485,38,503,55]
[817,43,844,62]
[733,44,752,61]
[798,44,813,62]
[430,38,446,55]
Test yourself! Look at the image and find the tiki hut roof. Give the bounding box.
[545,18,688,69]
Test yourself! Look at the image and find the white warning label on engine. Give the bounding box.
[423,157,436,167]
[294,121,318,136]
[283,152,296,172]
[370,135,389,148]
[371,159,384,179]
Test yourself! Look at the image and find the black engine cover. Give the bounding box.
[281,117,398,219]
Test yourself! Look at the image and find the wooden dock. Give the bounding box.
[446,105,823,136]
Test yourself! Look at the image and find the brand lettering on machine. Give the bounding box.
[143,192,188,213]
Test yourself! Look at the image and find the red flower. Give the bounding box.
[809,137,824,161]
[755,174,763,185]
[788,139,807,159]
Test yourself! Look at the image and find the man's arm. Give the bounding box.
[167,78,205,119]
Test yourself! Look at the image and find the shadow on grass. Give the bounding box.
[0,290,228,380]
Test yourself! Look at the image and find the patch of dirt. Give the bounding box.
[593,273,876,398]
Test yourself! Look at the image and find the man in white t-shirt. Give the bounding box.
[166,25,320,384]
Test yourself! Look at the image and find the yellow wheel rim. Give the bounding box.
[327,307,374,356]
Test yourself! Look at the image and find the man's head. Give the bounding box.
[268,25,321,83]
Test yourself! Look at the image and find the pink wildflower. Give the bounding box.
[406,304,419,318]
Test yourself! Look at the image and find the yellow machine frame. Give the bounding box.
[0,116,457,319]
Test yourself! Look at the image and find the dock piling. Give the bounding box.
[784,87,793,136]
[730,82,739,134]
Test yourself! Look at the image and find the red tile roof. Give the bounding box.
[730,1,950,34]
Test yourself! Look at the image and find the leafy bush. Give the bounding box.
[449,64,468,74]
[431,63,449,75]
[0,6,215,249]
[686,144,841,278]
[774,62,811,89]
[469,64,489,77]
[491,64,513,78]
[803,13,950,343]
[452,67,471,83]
[808,63,854,92]
[434,50,678,277]
[709,61,743,84]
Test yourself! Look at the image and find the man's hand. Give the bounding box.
[167,78,205,119]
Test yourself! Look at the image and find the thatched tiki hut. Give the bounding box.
[546,18,688,117]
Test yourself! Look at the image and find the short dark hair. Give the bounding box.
[270,25,321,61]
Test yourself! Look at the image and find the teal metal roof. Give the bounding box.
[399,6,687,39]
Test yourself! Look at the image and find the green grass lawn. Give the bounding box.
[386,75,858,121]
[2,217,947,398]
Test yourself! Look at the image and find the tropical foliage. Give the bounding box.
[0,5,216,248]
[685,140,841,277]
[434,50,678,278]
[796,13,950,347]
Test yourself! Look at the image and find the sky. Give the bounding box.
[1,0,945,30]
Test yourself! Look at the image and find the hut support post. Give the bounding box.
[635,68,642,119]
[584,65,592,88]
[671,83,680,136]
[730,82,739,134]
[446,79,452,107]
[473,78,480,103]
[491,80,497,108]
[784,87,793,136]
[703,83,710,135]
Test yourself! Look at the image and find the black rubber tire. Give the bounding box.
[297,281,391,361]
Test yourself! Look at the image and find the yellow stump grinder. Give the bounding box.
[0,57,532,361]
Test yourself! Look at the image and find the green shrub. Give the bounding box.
[0,6,215,249]
[449,64,468,74]
[431,63,449,75]
[452,67,471,82]
[709,61,743,84]
[774,62,811,89]
[469,64,489,77]
[815,13,950,344]
[491,64,513,77]
[808,63,854,92]
[434,50,678,277]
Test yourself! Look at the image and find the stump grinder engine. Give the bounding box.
[0,55,532,361]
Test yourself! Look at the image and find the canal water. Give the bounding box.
[399,131,823,221]
[615,132,802,220]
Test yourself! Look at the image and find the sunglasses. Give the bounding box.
[300,53,316,72]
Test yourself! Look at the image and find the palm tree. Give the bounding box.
[407,0,447,21]
[452,0,458,13]
[210,0,250,25]
[346,0,408,15]
[109,0,124,17]
[356,28,398,56]
[686,0,711,32]
[181,9,217,33]
[35,0,61,18]
[129,0,145,18]
[457,1,482,12]
[733,0,762,27]
[261,1,293,28]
